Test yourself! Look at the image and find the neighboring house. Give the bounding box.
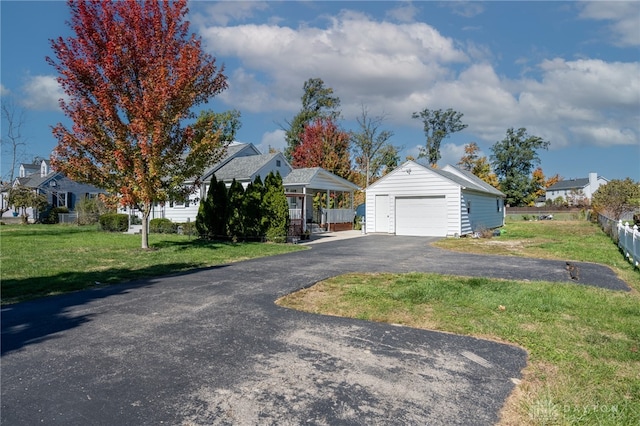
[1,160,106,221]
[129,142,359,234]
[365,161,505,237]
[545,172,608,205]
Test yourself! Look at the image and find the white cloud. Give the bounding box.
[198,9,639,153]
[386,2,419,23]
[0,84,10,97]
[21,75,66,111]
[192,1,269,26]
[401,142,466,167]
[440,143,467,167]
[445,2,485,18]
[256,129,286,155]
[578,1,640,47]
[218,68,296,113]
[513,58,640,147]
[200,11,468,117]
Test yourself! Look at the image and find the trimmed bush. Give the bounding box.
[179,221,196,236]
[149,218,177,234]
[99,213,129,232]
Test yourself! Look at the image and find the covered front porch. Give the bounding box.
[283,168,360,238]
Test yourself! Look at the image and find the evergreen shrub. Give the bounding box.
[99,213,129,232]
[150,218,177,234]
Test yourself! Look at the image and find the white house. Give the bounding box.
[128,142,359,234]
[545,172,608,205]
[365,161,505,237]
[139,143,292,223]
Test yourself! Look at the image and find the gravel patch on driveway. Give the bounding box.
[2,235,627,425]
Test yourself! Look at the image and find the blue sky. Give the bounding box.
[2,1,639,183]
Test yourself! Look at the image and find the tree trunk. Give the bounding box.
[141,203,151,249]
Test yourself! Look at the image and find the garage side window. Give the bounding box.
[497,198,500,212]
[467,201,471,214]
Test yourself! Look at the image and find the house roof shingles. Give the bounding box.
[546,178,590,191]
[15,172,59,189]
[283,167,360,191]
[214,153,280,182]
[439,166,505,197]
[282,167,322,185]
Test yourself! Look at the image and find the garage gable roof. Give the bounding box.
[367,160,504,198]
[440,165,505,197]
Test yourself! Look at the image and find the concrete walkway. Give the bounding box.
[299,229,364,245]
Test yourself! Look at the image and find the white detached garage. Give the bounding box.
[365,161,505,237]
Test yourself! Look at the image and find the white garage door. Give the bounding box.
[395,196,447,236]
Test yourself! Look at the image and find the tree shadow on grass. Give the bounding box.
[150,238,236,250]
[1,263,229,356]
[150,238,265,251]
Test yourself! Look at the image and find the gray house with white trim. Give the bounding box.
[1,160,106,221]
[545,172,608,206]
[365,161,505,237]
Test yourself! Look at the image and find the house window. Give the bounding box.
[54,192,69,208]
[276,160,281,167]
[497,199,501,212]
[467,201,471,214]
[171,195,190,208]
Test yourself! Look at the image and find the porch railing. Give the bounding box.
[326,208,355,223]
[290,208,355,223]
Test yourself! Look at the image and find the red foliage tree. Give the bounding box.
[291,117,352,180]
[47,0,228,248]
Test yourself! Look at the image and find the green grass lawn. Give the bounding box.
[0,224,304,303]
[278,220,640,426]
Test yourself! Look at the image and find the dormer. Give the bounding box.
[41,160,49,177]
[19,163,40,178]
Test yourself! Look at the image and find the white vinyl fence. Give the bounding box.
[617,220,640,267]
[599,214,640,267]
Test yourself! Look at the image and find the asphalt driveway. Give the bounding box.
[1,235,629,425]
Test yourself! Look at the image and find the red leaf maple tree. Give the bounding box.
[47,0,228,248]
[291,117,352,180]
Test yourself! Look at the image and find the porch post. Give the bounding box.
[302,187,306,233]
[326,189,330,231]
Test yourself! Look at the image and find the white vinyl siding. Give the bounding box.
[461,191,504,234]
